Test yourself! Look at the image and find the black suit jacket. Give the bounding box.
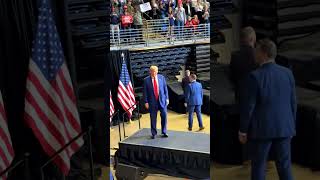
[183,3,194,17]
[229,45,258,100]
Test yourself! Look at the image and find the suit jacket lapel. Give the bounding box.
[157,76,162,96]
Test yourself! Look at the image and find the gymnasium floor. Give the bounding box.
[212,163,320,180]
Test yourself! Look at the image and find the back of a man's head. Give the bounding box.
[256,38,277,60]
[190,74,197,81]
[240,26,256,46]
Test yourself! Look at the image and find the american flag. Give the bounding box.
[24,0,83,175]
[0,91,14,180]
[117,59,136,118]
[110,91,115,122]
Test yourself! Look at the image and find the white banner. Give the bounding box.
[139,2,151,13]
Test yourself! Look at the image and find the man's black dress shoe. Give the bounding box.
[162,134,168,138]
[151,135,155,139]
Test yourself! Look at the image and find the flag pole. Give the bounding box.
[87,126,94,180]
[24,153,31,180]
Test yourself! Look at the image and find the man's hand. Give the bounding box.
[166,99,169,106]
[238,131,247,144]
[184,103,187,107]
[145,103,149,110]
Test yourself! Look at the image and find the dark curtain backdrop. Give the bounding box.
[0,0,77,179]
[108,50,134,123]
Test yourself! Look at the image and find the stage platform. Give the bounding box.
[115,128,210,179]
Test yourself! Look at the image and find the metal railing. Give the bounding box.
[40,127,94,180]
[0,129,95,180]
[0,153,30,180]
[110,19,210,48]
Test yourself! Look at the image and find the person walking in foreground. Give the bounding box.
[239,39,297,180]
[143,66,169,139]
[185,74,204,131]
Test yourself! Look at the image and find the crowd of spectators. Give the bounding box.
[110,0,210,41]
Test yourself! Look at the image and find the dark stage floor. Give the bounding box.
[120,128,210,154]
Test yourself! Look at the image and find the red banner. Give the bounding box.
[122,15,133,24]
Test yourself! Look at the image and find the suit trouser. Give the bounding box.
[250,137,293,180]
[188,105,203,128]
[149,101,167,136]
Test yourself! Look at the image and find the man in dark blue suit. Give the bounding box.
[143,66,169,139]
[185,74,204,131]
[239,39,297,180]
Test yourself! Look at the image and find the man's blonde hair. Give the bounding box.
[150,65,158,71]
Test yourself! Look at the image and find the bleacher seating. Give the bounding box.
[213,15,232,30]
[130,47,191,90]
[213,0,235,15]
[186,44,210,74]
[244,0,320,43]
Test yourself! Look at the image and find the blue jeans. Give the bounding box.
[176,20,184,38]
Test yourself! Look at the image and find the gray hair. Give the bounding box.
[240,26,256,43]
[256,39,277,59]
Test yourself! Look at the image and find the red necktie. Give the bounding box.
[153,78,159,100]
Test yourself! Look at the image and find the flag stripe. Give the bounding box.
[29,61,81,136]
[25,90,73,157]
[0,104,7,121]
[117,60,136,118]
[0,113,14,157]
[55,72,81,133]
[0,91,14,178]
[0,153,6,171]
[128,84,135,102]
[53,80,83,148]
[110,91,115,122]
[24,112,70,174]
[25,0,83,175]
[56,69,79,122]
[26,70,82,153]
[60,64,76,102]
[24,100,71,163]
[118,92,130,109]
[0,140,10,167]
[118,83,135,116]
[118,91,130,108]
[118,83,133,106]
[0,127,14,162]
